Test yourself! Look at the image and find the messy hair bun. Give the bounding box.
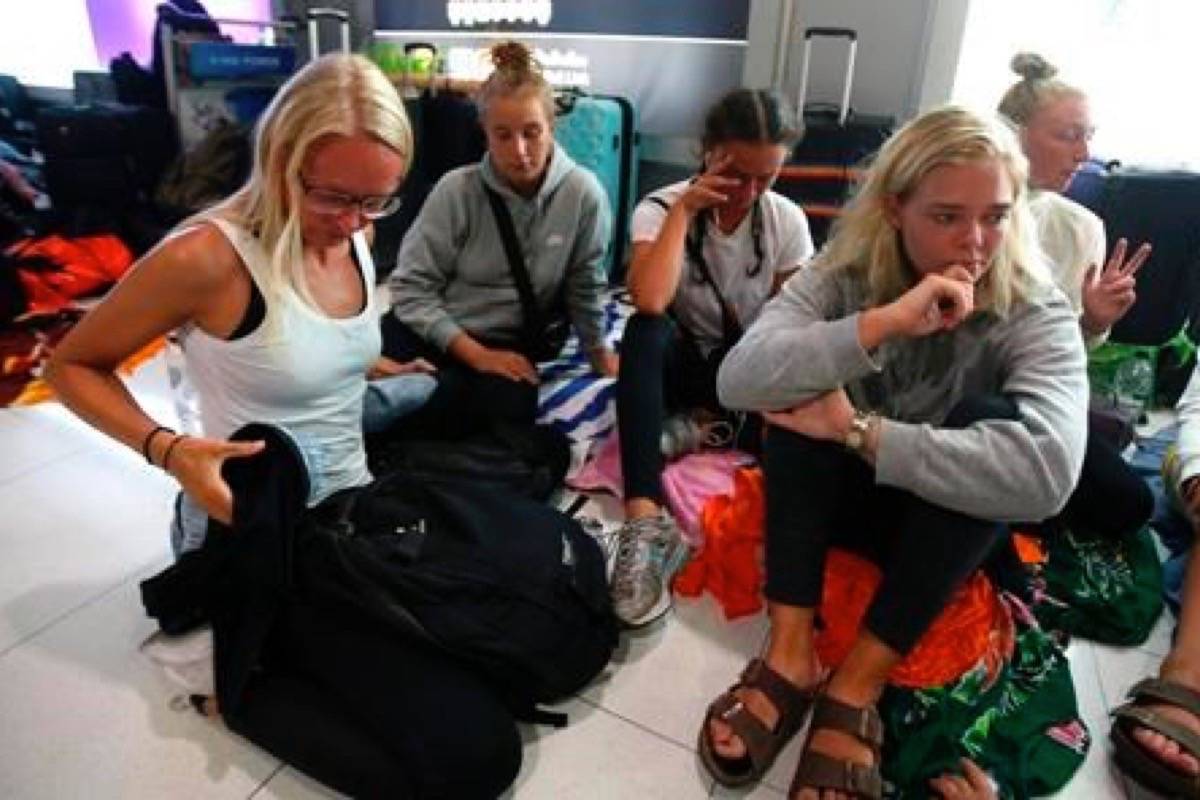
[997,52,1082,127]
[489,40,538,75]
[476,39,554,123]
[1010,52,1057,82]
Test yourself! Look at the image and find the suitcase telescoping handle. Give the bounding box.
[795,27,857,127]
[307,7,351,59]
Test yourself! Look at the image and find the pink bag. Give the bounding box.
[568,429,753,548]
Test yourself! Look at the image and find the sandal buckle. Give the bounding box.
[721,700,745,721]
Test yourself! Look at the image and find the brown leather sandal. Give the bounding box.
[698,658,819,787]
[788,694,884,800]
[1111,677,1200,798]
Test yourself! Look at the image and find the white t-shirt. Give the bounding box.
[1028,189,1106,316]
[631,181,814,354]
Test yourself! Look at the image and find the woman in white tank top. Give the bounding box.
[46,55,526,799]
[47,55,413,530]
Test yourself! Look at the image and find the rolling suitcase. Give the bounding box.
[554,90,640,282]
[373,89,486,280]
[775,27,894,246]
[1098,168,1200,346]
[306,7,351,59]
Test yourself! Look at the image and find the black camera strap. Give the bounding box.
[484,183,553,354]
[646,194,746,344]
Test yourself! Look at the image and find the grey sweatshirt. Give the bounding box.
[388,143,611,353]
[717,266,1089,522]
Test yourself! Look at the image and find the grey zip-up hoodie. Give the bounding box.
[388,143,611,354]
[717,265,1089,522]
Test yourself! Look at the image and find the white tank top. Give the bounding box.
[178,218,380,505]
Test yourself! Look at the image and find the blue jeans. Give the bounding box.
[362,373,438,435]
[171,376,436,556]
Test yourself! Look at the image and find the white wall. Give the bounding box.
[744,0,968,123]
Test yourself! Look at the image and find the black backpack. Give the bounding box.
[298,472,618,724]
[366,422,572,502]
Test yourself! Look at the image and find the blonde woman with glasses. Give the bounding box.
[48,54,521,798]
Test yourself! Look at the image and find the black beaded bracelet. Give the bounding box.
[161,434,188,472]
[141,425,174,465]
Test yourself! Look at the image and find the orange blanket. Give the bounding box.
[679,467,1012,689]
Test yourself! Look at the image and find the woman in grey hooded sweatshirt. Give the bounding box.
[698,106,1088,798]
[384,40,616,438]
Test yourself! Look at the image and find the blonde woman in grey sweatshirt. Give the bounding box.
[697,107,1088,798]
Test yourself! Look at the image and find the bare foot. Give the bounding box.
[929,758,997,799]
[1129,667,1200,776]
[191,694,220,719]
[708,651,823,761]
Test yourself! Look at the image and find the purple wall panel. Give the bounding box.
[87,0,275,67]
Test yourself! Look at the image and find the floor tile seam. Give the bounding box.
[574,690,711,763]
[0,562,152,660]
[245,762,287,799]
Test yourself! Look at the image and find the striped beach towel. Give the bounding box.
[536,289,632,443]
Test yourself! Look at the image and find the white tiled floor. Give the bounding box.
[0,353,1160,798]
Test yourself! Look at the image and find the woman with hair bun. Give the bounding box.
[998,54,1154,547]
[386,40,616,438]
[609,88,814,629]
[999,52,1150,346]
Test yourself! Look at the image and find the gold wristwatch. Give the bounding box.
[845,409,874,452]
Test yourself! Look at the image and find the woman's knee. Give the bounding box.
[763,423,843,471]
[619,313,675,366]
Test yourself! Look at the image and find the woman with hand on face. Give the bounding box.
[609,88,814,629]
[385,40,616,438]
[701,106,1087,799]
[47,55,521,799]
[998,53,1154,545]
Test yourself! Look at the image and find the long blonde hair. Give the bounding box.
[996,52,1085,128]
[198,53,412,309]
[815,105,1046,317]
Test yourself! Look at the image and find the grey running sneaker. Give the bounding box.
[577,516,619,583]
[610,512,689,628]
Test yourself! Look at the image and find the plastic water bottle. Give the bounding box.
[1113,357,1154,414]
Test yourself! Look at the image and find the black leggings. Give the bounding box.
[226,602,521,800]
[380,313,538,439]
[763,395,1016,655]
[615,313,760,503]
[1051,425,1153,540]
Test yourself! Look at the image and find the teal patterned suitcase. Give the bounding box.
[555,91,639,281]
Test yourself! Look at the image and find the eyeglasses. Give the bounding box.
[1049,125,1096,145]
[298,175,403,219]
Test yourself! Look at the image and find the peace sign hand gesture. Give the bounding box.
[1081,238,1151,335]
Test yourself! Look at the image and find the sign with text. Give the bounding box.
[375,0,749,41]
